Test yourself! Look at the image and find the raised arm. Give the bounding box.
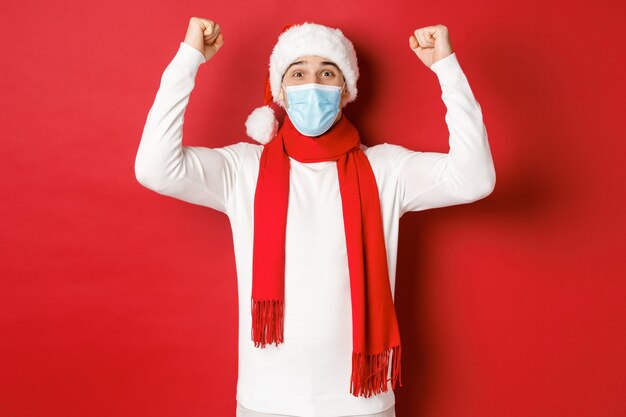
[134,17,245,214]
[394,25,496,215]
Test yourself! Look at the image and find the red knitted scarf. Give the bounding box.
[251,113,402,397]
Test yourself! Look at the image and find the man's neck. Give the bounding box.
[332,111,343,128]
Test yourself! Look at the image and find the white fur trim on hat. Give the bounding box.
[245,105,279,145]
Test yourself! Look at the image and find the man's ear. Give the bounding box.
[278,85,287,108]
[278,80,286,101]
[341,88,350,107]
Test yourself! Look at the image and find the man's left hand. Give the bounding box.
[409,24,454,68]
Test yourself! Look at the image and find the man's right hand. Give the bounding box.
[184,17,224,62]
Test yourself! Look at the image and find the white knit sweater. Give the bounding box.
[135,41,496,417]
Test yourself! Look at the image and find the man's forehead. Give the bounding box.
[293,55,334,63]
[286,56,341,72]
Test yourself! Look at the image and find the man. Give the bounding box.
[135,17,495,417]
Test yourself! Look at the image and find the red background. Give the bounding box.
[2,0,625,416]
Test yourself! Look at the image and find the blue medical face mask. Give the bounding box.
[282,81,346,137]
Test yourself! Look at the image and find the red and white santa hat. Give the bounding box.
[244,22,360,144]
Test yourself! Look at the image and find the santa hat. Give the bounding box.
[244,22,360,144]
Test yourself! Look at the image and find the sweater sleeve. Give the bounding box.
[134,41,247,214]
[389,52,496,216]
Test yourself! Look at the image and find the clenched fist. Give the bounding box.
[409,24,454,68]
[184,17,224,62]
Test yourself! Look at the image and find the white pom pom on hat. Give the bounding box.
[244,105,279,145]
[245,22,360,144]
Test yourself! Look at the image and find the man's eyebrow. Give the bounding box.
[285,60,341,73]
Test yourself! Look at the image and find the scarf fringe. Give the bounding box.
[350,344,403,398]
[251,298,284,347]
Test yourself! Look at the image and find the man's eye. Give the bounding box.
[323,71,334,76]
[293,72,302,77]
